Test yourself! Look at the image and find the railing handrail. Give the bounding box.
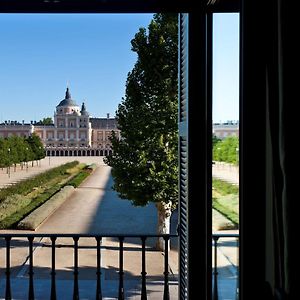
[212,232,239,300]
[0,233,178,238]
[0,233,236,238]
[0,232,239,299]
[0,233,178,300]
[212,233,239,239]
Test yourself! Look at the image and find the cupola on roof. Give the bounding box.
[81,102,89,116]
[57,87,78,107]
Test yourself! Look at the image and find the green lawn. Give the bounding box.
[0,161,88,229]
[212,178,239,227]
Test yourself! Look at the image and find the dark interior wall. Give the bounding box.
[240,0,296,299]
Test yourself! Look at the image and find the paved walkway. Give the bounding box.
[0,160,178,299]
[212,162,239,300]
[0,157,238,299]
[212,161,239,185]
[0,157,105,189]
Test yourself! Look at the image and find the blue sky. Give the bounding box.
[213,13,239,123]
[0,13,239,123]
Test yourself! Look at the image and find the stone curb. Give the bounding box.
[17,185,75,230]
[213,209,237,231]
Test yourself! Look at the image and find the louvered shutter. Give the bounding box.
[178,13,189,300]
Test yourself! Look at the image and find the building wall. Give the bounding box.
[0,124,33,138]
[0,120,120,156]
[213,123,239,139]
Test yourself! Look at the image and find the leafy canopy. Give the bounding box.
[104,13,178,208]
[38,117,53,125]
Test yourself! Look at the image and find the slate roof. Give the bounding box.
[90,118,118,129]
[57,87,78,107]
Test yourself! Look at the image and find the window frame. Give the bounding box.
[0,2,240,300]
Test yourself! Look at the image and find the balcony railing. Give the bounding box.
[1,232,239,299]
[0,233,177,300]
[212,233,239,300]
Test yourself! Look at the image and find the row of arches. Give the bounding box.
[46,149,112,157]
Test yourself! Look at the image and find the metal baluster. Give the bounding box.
[236,237,239,300]
[50,237,57,300]
[213,236,219,300]
[118,237,124,300]
[141,237,147,300]
[95,236,102,300]
[28,237,34,300]
[73,237,79,300]
[5,237,12,300]
[163,236,170,300]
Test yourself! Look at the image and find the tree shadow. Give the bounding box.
[217,239,238,248]
[0,263,178,299]
[0,237,43,249]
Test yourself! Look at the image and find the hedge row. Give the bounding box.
[17,186,75,230]
[0,184,63,229]
[0,161,79,203]
[66,164,96,188]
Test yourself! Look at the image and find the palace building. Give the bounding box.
[0,87,120,156]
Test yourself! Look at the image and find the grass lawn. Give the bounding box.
[0,161,89,229]
[213,178,239,227]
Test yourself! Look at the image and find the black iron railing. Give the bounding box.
[0,233,177,300]
[212,233,239,300]
[1,232,239,299]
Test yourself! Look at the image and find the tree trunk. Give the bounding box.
[156,201,172,251]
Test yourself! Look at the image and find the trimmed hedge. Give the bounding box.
[212,178,239,227]
[0,161,80,229]
[0,184,62,229]
[213,198,239,227]
[0,161,79,203]
[66,165,95,188]
[212,178,239,196]
[17,185,75,230]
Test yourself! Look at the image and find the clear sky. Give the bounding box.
[0,13,239,123]
[213,13,239,123]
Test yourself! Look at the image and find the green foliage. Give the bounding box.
[66,168,92,188]
[104,13,178,208]
[212,134,221,147]
[212,178,239,195]
[213,136,239,164]
[0,184,62,229]
[26,133,46,160]
[0,161,80,229]
[212,198,239,226]
[38,117,53,125]
[212,178,239,226]
[0,161,79,204]
[0,134,45,167]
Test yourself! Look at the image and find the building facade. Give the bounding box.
[213,121,239,139]
[0,87,120,156]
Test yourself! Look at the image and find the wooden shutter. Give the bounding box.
[178,13,189,300]
[178,11,213,299]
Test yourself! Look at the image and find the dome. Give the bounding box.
[57,87,78,107]
[81,102,89,116]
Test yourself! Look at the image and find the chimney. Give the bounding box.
[107,113,110,119]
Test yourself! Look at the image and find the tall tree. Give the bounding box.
[104,13,178,250]
[26,133,45,161]
[38,117,53,125]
